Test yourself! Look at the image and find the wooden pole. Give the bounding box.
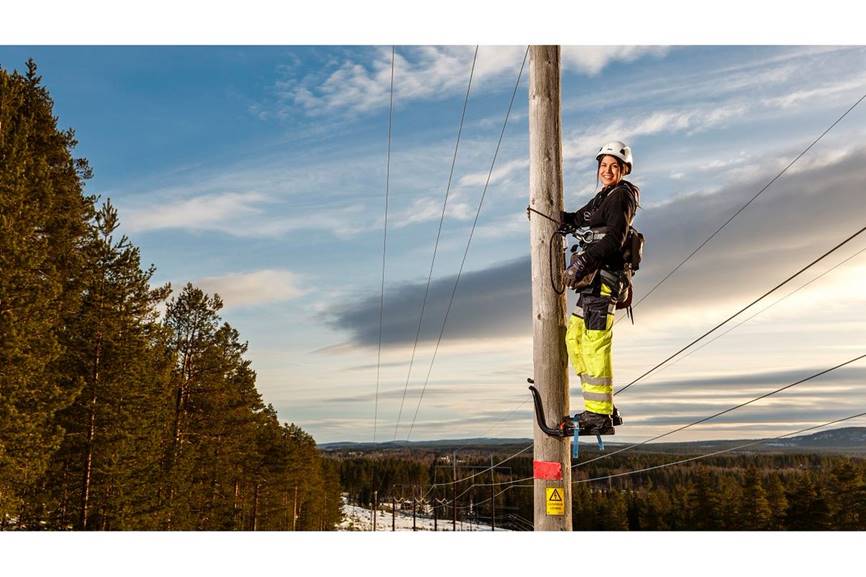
[412,487,417,532]
[373,490,378,532]
[392,496,396,531]
[490,455,496,531]
[528,44,572,531]
[452,452,457,531]
[292,485,298,531]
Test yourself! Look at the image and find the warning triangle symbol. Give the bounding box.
[548,489,562,502]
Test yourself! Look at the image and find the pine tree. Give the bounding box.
[766,474,788,530]
[830,460,864,529]
[36,201,173,529]
[0,61,95,523]
[739,468,772,530]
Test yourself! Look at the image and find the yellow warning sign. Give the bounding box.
[545,487,565,516]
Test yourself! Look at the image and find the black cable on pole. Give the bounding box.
[406,46,530,441]
[574,410,866,485]
[615,224,866,396]
[373,46,396,443]
[619,91,866,322]
[393,46,479,440]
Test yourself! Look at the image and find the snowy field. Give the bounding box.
[338,498,509,531]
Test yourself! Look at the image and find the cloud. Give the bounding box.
[280,46,525,117]
[272,46,670,119]
[325,256,531,348]
[561,46,671,76]
[762,74,866,109]
[192,269,306,309]
[326,146,866,349]
[563,103,748,162]
[124,191,268,233]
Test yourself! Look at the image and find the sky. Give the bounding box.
[3,44,865,445]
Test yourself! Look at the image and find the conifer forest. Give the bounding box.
[0,61,341,530]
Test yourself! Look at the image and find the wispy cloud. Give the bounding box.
[270,46,671,119]
[192,269,307,309]
[561,46,670,76]
[123,191,268,233]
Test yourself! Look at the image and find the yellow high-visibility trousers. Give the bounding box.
[565,282,615,415]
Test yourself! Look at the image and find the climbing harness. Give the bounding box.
[527,379,623,459]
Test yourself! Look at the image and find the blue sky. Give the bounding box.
[3,45,865,444]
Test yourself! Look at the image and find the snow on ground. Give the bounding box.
[338,496,508,531]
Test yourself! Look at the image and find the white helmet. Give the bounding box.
[596,141,633,175]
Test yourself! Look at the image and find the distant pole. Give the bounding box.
[452,451,457,531]
[412,487,417,532]
[529,44,572,531]
[292,485,298,531]
[433,498,438,531]
[490,455,496,531]
[392,496,396,531]
[373,490,378,532]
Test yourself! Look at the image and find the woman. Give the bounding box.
[560,141,639,433]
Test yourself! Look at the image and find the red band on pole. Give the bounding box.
[533,460,563,481]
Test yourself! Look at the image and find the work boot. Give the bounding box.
[576,410,613,434]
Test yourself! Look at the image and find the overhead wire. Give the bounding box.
[373,46,396,442]
[368,57,866,514]
[393,46,479,440]
[574,410,866,485]
[617,90,866,323]
[429,407,866,516]
[441,350,866,495]
[405,46,530,441]
[577,352,866,469]
[662,243,866,372]
[426,224,866,494]
[615,223,866,395]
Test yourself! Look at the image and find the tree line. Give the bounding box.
[0,60,341,530]
[334,448,866,530]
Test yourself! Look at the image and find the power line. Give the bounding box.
[373,46,396,443]
[662,243,866,372]
[422,442,532,500]
[615,223,866,395]
[412,206,866,499]
[574,410,866,485]
[437,407,866,513]
[446,350,866,493]
[405,46,530,440]
[620,91,866,321]
[393,46,479,440]
[579,352,866,469]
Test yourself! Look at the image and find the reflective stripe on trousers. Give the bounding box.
[565,282,615,415]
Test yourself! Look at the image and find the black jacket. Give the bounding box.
[562,180,639,271]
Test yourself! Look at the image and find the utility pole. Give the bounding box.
[528,45,572,531]
[373,490,378,532]
[392,496,396,531]
[490,455,496,531]
[292,485,298,531]
[433,498,438,531]
[452,451,457,532]
[412,487,417,532]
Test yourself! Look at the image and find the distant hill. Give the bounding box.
[320,427,866,456]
